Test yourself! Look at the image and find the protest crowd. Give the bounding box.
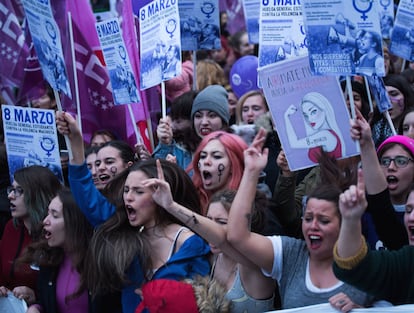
[2,0,414,312]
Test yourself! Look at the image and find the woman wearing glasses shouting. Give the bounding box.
[0,166,61,306]
[350,109,414,251]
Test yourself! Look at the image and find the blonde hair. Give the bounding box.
[196,59,227,91]
[235,90,268,125]
[185,275,230,313]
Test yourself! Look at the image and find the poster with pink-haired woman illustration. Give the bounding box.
[259,56,359,171]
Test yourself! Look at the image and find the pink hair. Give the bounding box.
[189,131,248,215]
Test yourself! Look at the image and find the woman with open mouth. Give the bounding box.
[349,110,414,251]
[143,163,276,312]
[189,130,248,215]
[333,171,414,305]
[191,85,231,140]
[227,130,377,312]
[56,111,138,313]
[19,188,93,313]
[0,166,62,307]
[85,159,210,313]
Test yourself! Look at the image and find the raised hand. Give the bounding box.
[55,111,81,141]
[142,159,174,210]
[349,108,372,145]
[339,169,367,221]
[55,111,84,164]
[134,143,152,161]
[285,104,297,117]
[244,128,268,174]
[156,117,173,145]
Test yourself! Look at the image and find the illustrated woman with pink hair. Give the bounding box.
[284,92,346,163]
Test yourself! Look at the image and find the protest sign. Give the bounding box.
[139,0,181,89]
[266,303,414,312]
[179,0,220,51]
[242,0,260,44]
[389,0,414,61]
[302,0,384,76]
[259,56,359,171]
[378,0,394,40]
[21,0,71,97]
[0,292,27,313]
[258,0,307,68]
[2,105,63,182]
[96,18,140,105]
[366,75,392,113]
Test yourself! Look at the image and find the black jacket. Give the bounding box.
[34,266,121,313]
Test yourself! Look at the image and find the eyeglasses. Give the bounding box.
[379,156,414,168]
[7,186,24,197]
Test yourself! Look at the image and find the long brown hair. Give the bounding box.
[19,188,93,301]
[83,159,201,296]
[12,165,62,239]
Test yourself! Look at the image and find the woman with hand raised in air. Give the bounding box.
[226,129,376,312]
[142,154,275,313]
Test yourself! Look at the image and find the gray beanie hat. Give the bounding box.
[191,85,230,124]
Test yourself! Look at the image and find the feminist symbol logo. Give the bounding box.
[380,0,391,10]
[45,21,57,45]
[166,19,177,38]
[352,0,373,21]
[218,163,225,182]
[201,1,215,19]
[40,137,55,157]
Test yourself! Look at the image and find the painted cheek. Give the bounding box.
[217,163,225,182]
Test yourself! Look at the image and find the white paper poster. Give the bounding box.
[258,57,359,171]
[266,302,414,312]
[242,0,260,44]
[179,0,220,51]
[96,18,140,105]
[258,0,307,68]
[21,0,71,97]
[389,0,414,61]
[2,105,63,183]
[0,292,27,313]
[139,0,181,90]
[378,0,394,40]
[302,0,384,76]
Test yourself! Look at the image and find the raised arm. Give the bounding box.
[55,111,84,165]
[142,160,256,267]
[350,109,386,194]
[350,110,407,249]
[227,129,275,273]
[56,111,115,226]
[335,169,367,260]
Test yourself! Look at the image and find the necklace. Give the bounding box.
[211,253,237,288]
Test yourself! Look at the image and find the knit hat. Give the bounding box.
[191,85,230,124]
[377,135,414,158]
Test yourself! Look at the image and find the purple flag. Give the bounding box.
[62,0,150,147]
[0,0,30,89]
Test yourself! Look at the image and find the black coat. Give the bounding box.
[33,266,121,313]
